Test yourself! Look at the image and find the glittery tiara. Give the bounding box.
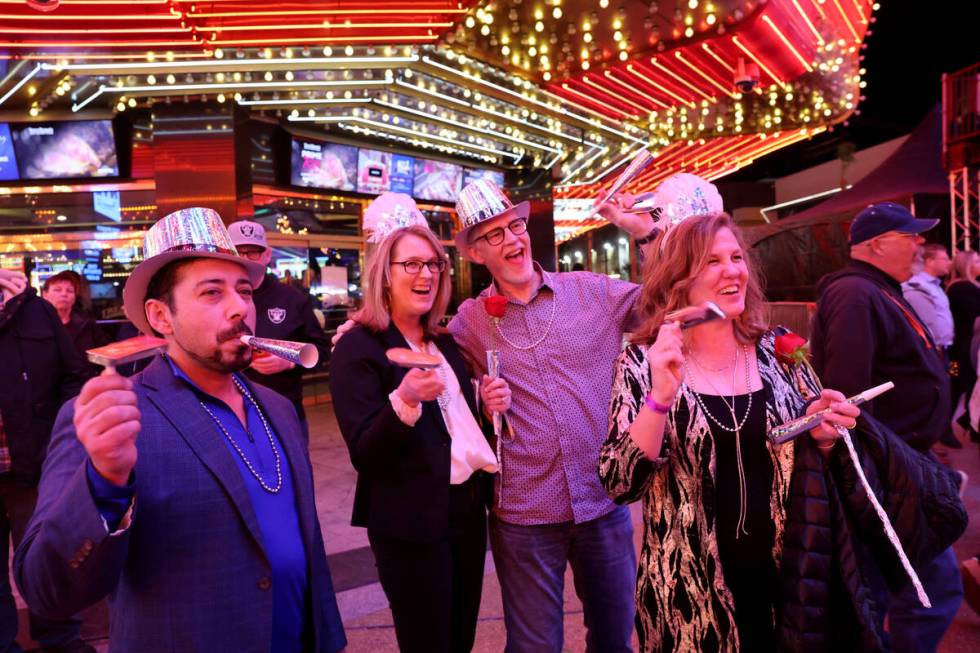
[652,173,724,250]
[362,192,430,244]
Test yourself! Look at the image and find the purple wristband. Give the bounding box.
[645,394,671,414]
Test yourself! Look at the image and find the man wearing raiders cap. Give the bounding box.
[227,219,331,441]
[15,208,346,653]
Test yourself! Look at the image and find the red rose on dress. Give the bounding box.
[484,295,508,319]
[775,332,810,366]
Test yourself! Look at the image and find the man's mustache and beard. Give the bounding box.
[175,320,255,374]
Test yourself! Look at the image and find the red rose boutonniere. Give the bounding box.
[485,295,508,320]
[484,294,508,349]
[775,331,810,367]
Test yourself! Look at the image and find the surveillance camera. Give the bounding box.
[26,0,61,11]
[734,77,758,94]
[734,58,760,94]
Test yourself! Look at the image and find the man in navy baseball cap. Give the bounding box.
[848,201,939,246]
[812,200,962,651]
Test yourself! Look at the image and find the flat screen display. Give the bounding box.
[412,158,462,203]
[11,120,118,179]
[389,153,415,195]
[463,168,505,188]
[356,149,391,195]
[289,138,357,191]
[88,282,118,299]
[0,123,19,181]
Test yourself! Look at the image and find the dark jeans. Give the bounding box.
[489,505,636,653]
[0,476,83,652]
[368,477,488,653]
[886,546,963,653]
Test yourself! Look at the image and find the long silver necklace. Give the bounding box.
[490,274,558,351]
[199,376,283,494]
[687,344,753,538]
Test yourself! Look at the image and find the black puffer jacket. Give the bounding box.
[778,413,967,652]
[0,288,86,481]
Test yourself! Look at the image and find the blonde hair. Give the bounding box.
[354,225,451,338]
[631,213,768,345]
[949,250,978,286]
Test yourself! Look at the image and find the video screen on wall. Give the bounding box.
[356,149,392,195]
[0,123,18,182]
[413,158,462,203]
[290,138,357,191]
[389,153,415,195]
[463,168,505,188]
[11,120,118,180]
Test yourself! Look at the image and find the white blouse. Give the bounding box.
[388,340,498,484]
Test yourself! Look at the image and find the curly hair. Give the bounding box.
[631,212,769,346]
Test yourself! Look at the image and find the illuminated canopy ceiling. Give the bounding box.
[0,0,875,240]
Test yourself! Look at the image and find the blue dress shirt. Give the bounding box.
[902,271,955,347]
[87,358,310,652]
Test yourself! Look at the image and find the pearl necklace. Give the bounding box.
[490,273,558,351]
[686,343,753,538]
[199,376,283,494]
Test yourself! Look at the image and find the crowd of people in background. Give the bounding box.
[0,174,975,653]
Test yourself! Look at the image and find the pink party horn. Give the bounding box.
[87,335,168,374]
[241,335,318,368]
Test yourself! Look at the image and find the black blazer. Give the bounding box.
[329,324,489,542]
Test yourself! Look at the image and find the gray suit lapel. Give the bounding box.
[140,357,268,558]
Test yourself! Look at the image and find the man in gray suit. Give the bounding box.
[14,208,346,653]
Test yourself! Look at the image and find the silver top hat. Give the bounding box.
[123,207,266,335]
[454,178,529,254]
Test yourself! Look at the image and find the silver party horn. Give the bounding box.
[241,335,319,368]
[666,301,726,330]
[591,149,655,218]
[768,381,894,445]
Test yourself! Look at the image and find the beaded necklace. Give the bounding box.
[489,273,558,351]
[686,343,753,538]
[199,376,283,494]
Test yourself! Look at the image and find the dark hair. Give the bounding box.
[144,259,194,313]
[42,271,80,294]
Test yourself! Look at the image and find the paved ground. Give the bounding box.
[11,400,980,651]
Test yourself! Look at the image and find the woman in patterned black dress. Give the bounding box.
[599,213,860,652]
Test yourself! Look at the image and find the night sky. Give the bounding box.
[729,0,978,181]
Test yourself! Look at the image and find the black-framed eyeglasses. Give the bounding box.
[390,259,448,275]
[470,218,527,246]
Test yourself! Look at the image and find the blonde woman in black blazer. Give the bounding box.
[331,214,509,653]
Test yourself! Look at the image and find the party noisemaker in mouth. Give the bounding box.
[241,335,319,368]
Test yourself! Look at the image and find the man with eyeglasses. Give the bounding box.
[228,220,331,442]
[444,178,662,653]
[811,202,962,653]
